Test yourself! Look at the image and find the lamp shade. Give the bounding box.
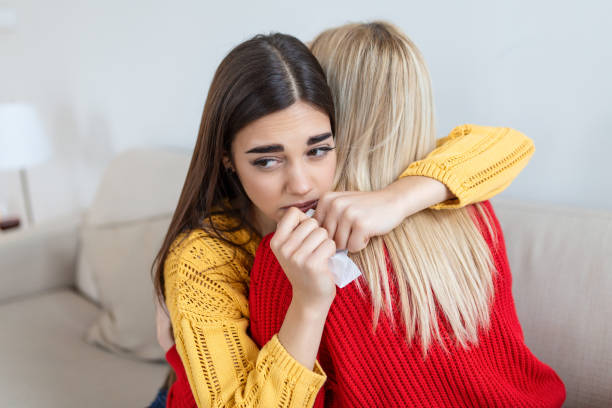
[0,103,51,170]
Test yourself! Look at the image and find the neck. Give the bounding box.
[248,206,276,236]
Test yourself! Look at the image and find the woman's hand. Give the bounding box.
[154,294,175,353]
[270,207,337,311]
[314,176,454,252]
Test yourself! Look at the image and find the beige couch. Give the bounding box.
[0,149,610,407]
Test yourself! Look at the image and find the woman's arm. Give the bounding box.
[398,124,534,209]
[271,207,337,371]
[164,233,327,407]
[315,124,534,251]
[164,231,328,408]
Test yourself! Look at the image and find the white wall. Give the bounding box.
[1,0,610,225]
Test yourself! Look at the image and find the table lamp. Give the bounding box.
[0,102,51,227]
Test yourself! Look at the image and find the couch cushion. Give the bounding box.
[0,289,167,408]
[85,149,190,226]
[492,198,612,407]
[0,216,79,304]
[75,148,189,303]
[82,215,171,360]
[74,148,190,361]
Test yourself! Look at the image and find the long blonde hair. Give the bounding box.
[311,21,497,354]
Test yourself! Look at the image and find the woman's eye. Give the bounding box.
[308,146,335,157]
[252,158,279,169]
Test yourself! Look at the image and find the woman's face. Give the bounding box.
[228,100,336,234]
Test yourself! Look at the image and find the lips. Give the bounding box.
[282,199,318,213]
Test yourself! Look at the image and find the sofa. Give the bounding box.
[0,149,610,407]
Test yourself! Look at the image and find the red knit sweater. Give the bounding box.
[165,344,195,408]
[248,201,565,407]
[164,200,565,407]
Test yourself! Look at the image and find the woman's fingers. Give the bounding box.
[271,207,309,251]
[292,227,330,264]
[311,236,337,263]
[273,209,338,306]
[333,211,352,250]
[319,194,350,242]
[313,191,336,225]
[347,223,370,253]
[316,189,409,253]
[280,217,320,258]
[316,193,365,251]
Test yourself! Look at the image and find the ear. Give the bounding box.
[222,153,234,172]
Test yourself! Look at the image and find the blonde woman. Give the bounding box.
[246,22,566,407]
[151,29,539,408]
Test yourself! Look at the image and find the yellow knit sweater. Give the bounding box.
[163,124,534,407]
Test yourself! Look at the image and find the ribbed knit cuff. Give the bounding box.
[398,124,535,211]
[266,334,327,390]
[398,161,466,210]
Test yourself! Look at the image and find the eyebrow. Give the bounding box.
[245,132,332,154]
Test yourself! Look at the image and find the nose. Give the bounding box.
[285,162,313,196]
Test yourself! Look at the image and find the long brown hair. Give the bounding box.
[151,32,335,304]
[151,33,335,389]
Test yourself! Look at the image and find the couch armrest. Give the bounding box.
[0,215,81,304]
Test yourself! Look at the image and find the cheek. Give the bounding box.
[319,152,337,191]
[236,169,282,213]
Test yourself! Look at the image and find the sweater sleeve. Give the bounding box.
[398,124,535,209]
[164,233,327,408]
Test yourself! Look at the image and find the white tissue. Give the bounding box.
[305,209,362,288]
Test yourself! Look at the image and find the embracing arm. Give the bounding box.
[397,124,534,209]
[163,233,326,408]
[315,124,534,251]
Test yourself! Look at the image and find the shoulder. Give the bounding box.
[163,227,253,318]
[167,211,258,265]
[167,228,236,268]
[165,223,254,286]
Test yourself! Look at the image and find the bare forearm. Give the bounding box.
[385,175,454,218]
[277,299,329,371]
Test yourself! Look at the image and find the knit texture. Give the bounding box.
[163,223,327,408]
[249,201,566,407]
[161,125,537,407]
[401,124,535,209]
